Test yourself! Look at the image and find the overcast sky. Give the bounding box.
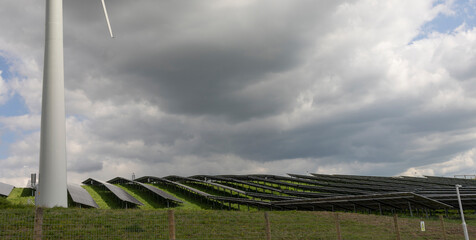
[1,0,476,186]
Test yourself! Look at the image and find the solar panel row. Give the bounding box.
[5,173,470,211]
[0,182,14,197]
[186,173,476,211]
[137,176,212,197]
[67,184,98,208]
[163,175,247,195]
[272,192,452,212]
[82,178,143,207]
[137,175,275,208]
[107,176,183,204]
[137,174,476,211]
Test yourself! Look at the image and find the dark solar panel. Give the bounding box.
[272,192,452,210]
[163,178,211,197]
[137,182,183,203]
[329,174,449,188]
[293,174,419,190]
[424,175,476,186]
[167,175,247,195]
[212,175,285,193]
[0,182,14,197]
[248,176,376,195]
[87,174,476,211]
[82,178,143,206]
[107,177,183,203]
[67,184,98,208]
[201,180,246,194]
[210,195,272,207]
[106,183,143,206]
[137,176,212,197]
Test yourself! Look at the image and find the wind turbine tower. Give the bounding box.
[37,0,113,208]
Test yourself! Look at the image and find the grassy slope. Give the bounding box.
[82,180,285,211]
[6,188,35,206]
[180,182,260,211]
[82,185,122,209]
[82,183,207,210]
[115,184,163,210]
[117,183,260,211]
[147,183,206,210]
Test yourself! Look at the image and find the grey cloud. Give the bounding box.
[57,0,476,176]
[3,0,476,183]
[90,113,193,147]
[168,93,476,167]
[68,158,103,173]
[62,0,346,121]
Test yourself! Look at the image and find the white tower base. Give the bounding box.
[36,0,68,208]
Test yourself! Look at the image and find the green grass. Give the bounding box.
[5,188,35,207]
[116,184,167,209]
[82,184,218,210]
[82,185,122,209]
[147,183,208,210]
[179,182,260,210]
[1,208,475,239]
[5,186,476,238]
[183,182,240,198]
[4,188,476,239]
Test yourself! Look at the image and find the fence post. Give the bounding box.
[393,214,401,240]
[335,212,342,240]
[439,215,447,240]
[34,207,43,240]
[168,209,175,240]
[264,212,271,240]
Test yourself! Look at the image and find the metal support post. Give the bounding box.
[456,184,469,240]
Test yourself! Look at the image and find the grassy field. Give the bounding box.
[6,188,35,206]
[1,207,475,239]
[3,186,476,239]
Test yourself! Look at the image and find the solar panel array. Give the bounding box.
[136,176,212,197]
[67,184,98,208]
[186,173,476,212]
[107,177,183,204]
[8,173,470,212]
[82,178,143,207]
[165,175,246,194]
[160,175,278,208]
[272,192,452,212]
[0,182,14,197]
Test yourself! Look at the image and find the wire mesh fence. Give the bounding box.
[1,208,475,239]
[0,208,35,239]
[41,208,168,239]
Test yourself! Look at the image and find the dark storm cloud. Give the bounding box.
[177,91,476,168]
[68,158,103,173]
[62,0,346,120]
[188,97,412,162]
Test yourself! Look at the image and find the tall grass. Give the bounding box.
[1,208,475,239]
